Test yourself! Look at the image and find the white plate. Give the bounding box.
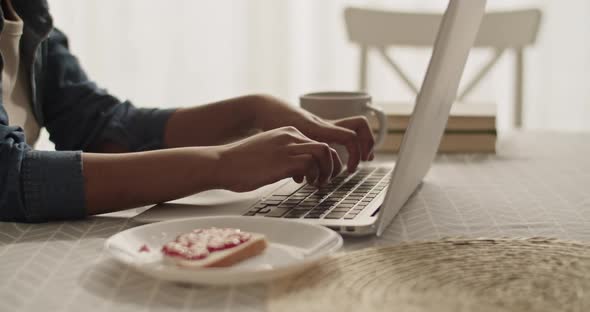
[104,216,343,285]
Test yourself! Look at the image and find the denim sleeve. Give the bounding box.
[0,111,85,222]
[42,28,176,152]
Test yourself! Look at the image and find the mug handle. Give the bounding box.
[367,104,388,148]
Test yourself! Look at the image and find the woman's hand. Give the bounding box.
[217,127,342,192]
[252,95,375,172]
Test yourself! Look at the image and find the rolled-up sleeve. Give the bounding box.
[0,122,85,222]
[21,150,85,221]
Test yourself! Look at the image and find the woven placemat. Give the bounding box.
[268,238,590,312]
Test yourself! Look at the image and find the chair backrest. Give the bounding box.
[345,7,541,48]
[344,7,542,127]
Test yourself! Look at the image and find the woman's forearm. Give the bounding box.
[164,95,265,148]
[82,147,222,215]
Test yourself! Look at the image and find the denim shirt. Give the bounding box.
[0,0,175,222]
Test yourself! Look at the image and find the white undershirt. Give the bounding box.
[0,5,40,146]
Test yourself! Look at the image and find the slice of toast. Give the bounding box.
[162,228,267,268]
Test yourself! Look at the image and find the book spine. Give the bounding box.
[369,116,496,131]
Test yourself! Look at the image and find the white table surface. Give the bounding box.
[1,131,589,311]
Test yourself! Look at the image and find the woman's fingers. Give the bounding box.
[279,126,334,185]
[287,142,335,185]
[306,124,362,172]
[333,117,375,162]
[288,154,317,184]
[292,175,304,184]
[330,147,343,177]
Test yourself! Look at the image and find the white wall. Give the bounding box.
[44,0,590,134]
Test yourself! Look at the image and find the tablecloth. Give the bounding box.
[1,131,589,311]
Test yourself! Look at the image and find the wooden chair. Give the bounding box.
[344,7,542,127]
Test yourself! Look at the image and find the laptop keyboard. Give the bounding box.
[243,166,392,220]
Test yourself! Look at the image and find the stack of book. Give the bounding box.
[371,102,497,153]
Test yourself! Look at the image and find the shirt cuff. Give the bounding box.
[100,103,177,152]
[21,150,86,221]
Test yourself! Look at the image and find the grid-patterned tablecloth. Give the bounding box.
[1,131,589,311]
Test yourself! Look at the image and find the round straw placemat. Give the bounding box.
[268,238,590,312]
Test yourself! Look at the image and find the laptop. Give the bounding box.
[135,0,487,237]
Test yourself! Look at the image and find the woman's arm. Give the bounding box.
[163,95,260,148]
[82,147,221,214]
[83,127,340,216]
[163,94,375,171]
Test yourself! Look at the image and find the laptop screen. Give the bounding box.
[376,0,487,236]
